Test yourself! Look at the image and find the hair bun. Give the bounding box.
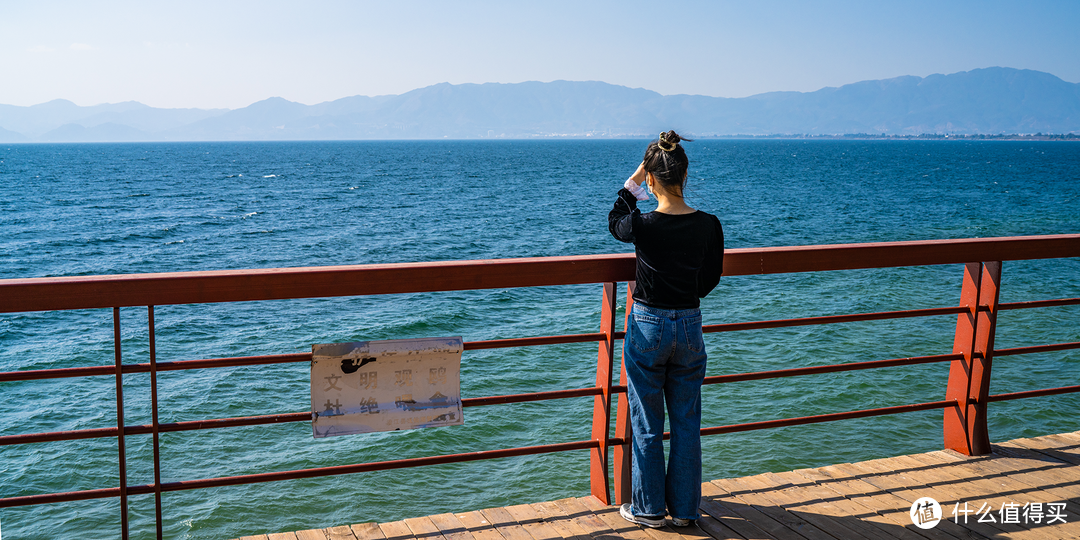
[658,130,689,152]
[657,132,677,152]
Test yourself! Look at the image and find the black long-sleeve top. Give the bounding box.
[608,188,724,309]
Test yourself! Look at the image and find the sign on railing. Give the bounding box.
[310,337,464,438]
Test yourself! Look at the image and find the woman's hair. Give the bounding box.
[643,130,693,197]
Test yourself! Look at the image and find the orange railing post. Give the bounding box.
[590,282,618,503]
[613,282,634,504]
[944,261,1002,455]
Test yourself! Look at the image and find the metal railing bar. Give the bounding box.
[0,426,120,446]
[464,333,607,350]
[998,298,1080,311]
[0,306,969,383]
[0,486,122,509]
[0,398,959,510]
[992,342,1080,357]
[986,385,1080,403]
[0,438,600,508]
[4,297,1075,383]
[462,387,603,406]
[134,413,311,435]
[703,306,968,334]
[9,300,1074,385]
[703,353,965,386]
[0,386,607,445]
[1,351,967,446]
[133,439,600,494]
[0,334,612,381]
[693,399,957,438]
[0,353,312,382]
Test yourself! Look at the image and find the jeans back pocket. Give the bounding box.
[629,314,664,353]
[683,316,704,353]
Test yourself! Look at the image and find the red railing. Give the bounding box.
[1,234,1079,539]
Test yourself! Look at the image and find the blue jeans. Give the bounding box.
[623,302,707,521]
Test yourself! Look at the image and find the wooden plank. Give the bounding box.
[893,453,1068,540]
[712,476,836,540]
[380,521,418,540]
[765,470,926,540]
[552,498,620,539]
[745,471,905,540]
[793,465,981,540]
[481,507,539,540]
[972,447,1080,504]
[505,503,565,540]
[578,496,657,540]
[1034,433,1080,453]
[1052,431,1080,445]
[704,479,808,540]
[1010,435,1080,466]
[327,525,359,540]
[240,535,270,540]
[456,510,507,540]
[272,432,1080,540]
[912,451,1080,539]
[575,494,689,540]
[869,453,1061,539]
[429,513,478,540]
[692,512,751,540]
[657,521,717,540]
[531,501,594,540]
[830,460,1004,539]
[405,517,448,540]
[697,493,775,540]
[352,523,387,540]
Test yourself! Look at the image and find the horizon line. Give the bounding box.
[4,66,1072,111]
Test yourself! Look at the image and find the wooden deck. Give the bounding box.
[235,431,1080,540]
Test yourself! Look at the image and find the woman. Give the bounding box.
[608,131,724,528]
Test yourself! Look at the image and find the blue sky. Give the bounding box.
[2,0,1078,109]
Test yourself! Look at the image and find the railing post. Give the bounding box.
[113,307,129,540]
[944,262,1001,455]
[590,282,618,503]
[613,282,635,505]
[149,306,164,540]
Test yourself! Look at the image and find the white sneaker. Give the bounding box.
[669,517,694,527]
[620,503,665,528]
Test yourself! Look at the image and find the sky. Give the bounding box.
[2,0,1079,110]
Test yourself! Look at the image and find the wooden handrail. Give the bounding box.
[2,234,1078,313]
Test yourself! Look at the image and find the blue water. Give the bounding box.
[1,140,1078,539]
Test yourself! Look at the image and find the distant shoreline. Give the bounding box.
[2,132,1080,143]
[692,133,1080,141]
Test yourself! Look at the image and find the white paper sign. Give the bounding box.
[311,337,464,438]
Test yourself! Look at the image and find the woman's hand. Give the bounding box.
[629,162,648,186]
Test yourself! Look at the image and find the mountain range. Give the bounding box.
[1,67,1078,142]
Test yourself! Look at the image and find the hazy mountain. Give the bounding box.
[0,100,228,138]
[1,67,1077,142]
[38,122,150,143]
[0,125,28,142]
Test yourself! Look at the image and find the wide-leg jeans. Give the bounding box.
[623,302,707,521]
